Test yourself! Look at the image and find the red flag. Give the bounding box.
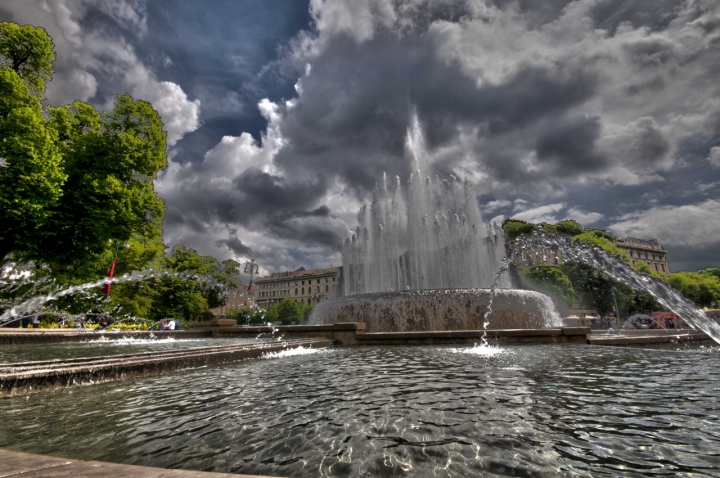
[102,256,117,295]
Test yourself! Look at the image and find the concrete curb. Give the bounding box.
[0,448,278,477]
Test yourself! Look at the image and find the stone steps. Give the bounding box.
[0,338,331,398]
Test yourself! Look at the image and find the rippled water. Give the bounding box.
[0,337,260,363]
[1,345,719,477]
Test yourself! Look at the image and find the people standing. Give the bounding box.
[32,311,40,328]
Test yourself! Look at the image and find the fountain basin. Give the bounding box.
[310,288,562,332]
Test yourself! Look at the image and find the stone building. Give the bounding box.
[209,284,254,316]
[615,237,670,274]
[255,266,342,308]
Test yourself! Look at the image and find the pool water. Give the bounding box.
[1,344,719,477]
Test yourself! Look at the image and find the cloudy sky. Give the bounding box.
[2,0,720,274]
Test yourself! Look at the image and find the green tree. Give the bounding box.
[502,219,537,240]
[33,95,167,278]
[668,271,720,307]
[0,22,55,99]
[561,261,617,319]
[521,265,575,306]
[553,220,583,236]
[276,298,303,323]
[0,68,65,261]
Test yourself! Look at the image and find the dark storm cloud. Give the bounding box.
[217,236,254,257]
[536,117,608,175]
[274,34,598,193]
[229,169,328,219]
[15,0,719,271]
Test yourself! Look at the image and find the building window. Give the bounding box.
[302,287,305,294]
[326,285,329,292]
[302,280,305,285]
[295,288,298,295]
[317,279,320,284]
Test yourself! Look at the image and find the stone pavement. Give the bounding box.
[0,448,280,477]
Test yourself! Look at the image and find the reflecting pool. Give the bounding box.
[1,344,719,477]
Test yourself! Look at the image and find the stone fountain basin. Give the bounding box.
[310,288,562,333]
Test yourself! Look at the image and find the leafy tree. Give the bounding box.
[108,245,240,321]
[0,22,55,99]
[561,261,617,319]
[553,220,583,236]
[277,298,304,323]
[0,68,65,261]
[502,219,537,240]
[668,271,720,308]
[32,96,167,278]
[521,265,575,306]
[264,299,314,324]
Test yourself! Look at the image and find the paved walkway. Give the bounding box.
[0,448,278,477]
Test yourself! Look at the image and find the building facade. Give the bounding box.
[255,266,342,308]
[209,284,254,316]
[615,237,670,274]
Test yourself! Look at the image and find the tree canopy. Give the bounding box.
[0,68,65,261]
[668,270,720,308]
[0,22,54,99]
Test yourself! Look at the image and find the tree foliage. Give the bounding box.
[264,298,313,324]
[502,219,537,241]
[0,22,54,99]
[108,245,241,321]
[0,69,65,260]
[668,270,720,308]
[521,265,575,306]
[35,96,167,278]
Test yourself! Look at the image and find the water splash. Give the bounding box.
[512,228,720,345]
[0,268,181,322]
[342,111,509,295]
[261,345,333,359]
[449,343,507,357]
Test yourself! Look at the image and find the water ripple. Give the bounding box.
[1,345,719,477]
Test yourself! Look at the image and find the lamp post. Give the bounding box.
[243,259,259,294]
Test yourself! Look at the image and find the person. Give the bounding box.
[32,311,40,329]
[608,317,618,330]
[99,315,108,330]
[160,319,167,330]
[167,318,176,330]
[174,319,181,331]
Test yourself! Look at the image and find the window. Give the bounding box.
[317,286,320,293]
[317,279,320,284]
[295,288,298,295]
[302,280,305,285]
[302,287,305,294]
[325,278,329,282]
[326,285,329,292]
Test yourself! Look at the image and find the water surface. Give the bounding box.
[1,344,719,477]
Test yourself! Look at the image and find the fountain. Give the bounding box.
[513,228,720,345]
[311,114,562,332]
